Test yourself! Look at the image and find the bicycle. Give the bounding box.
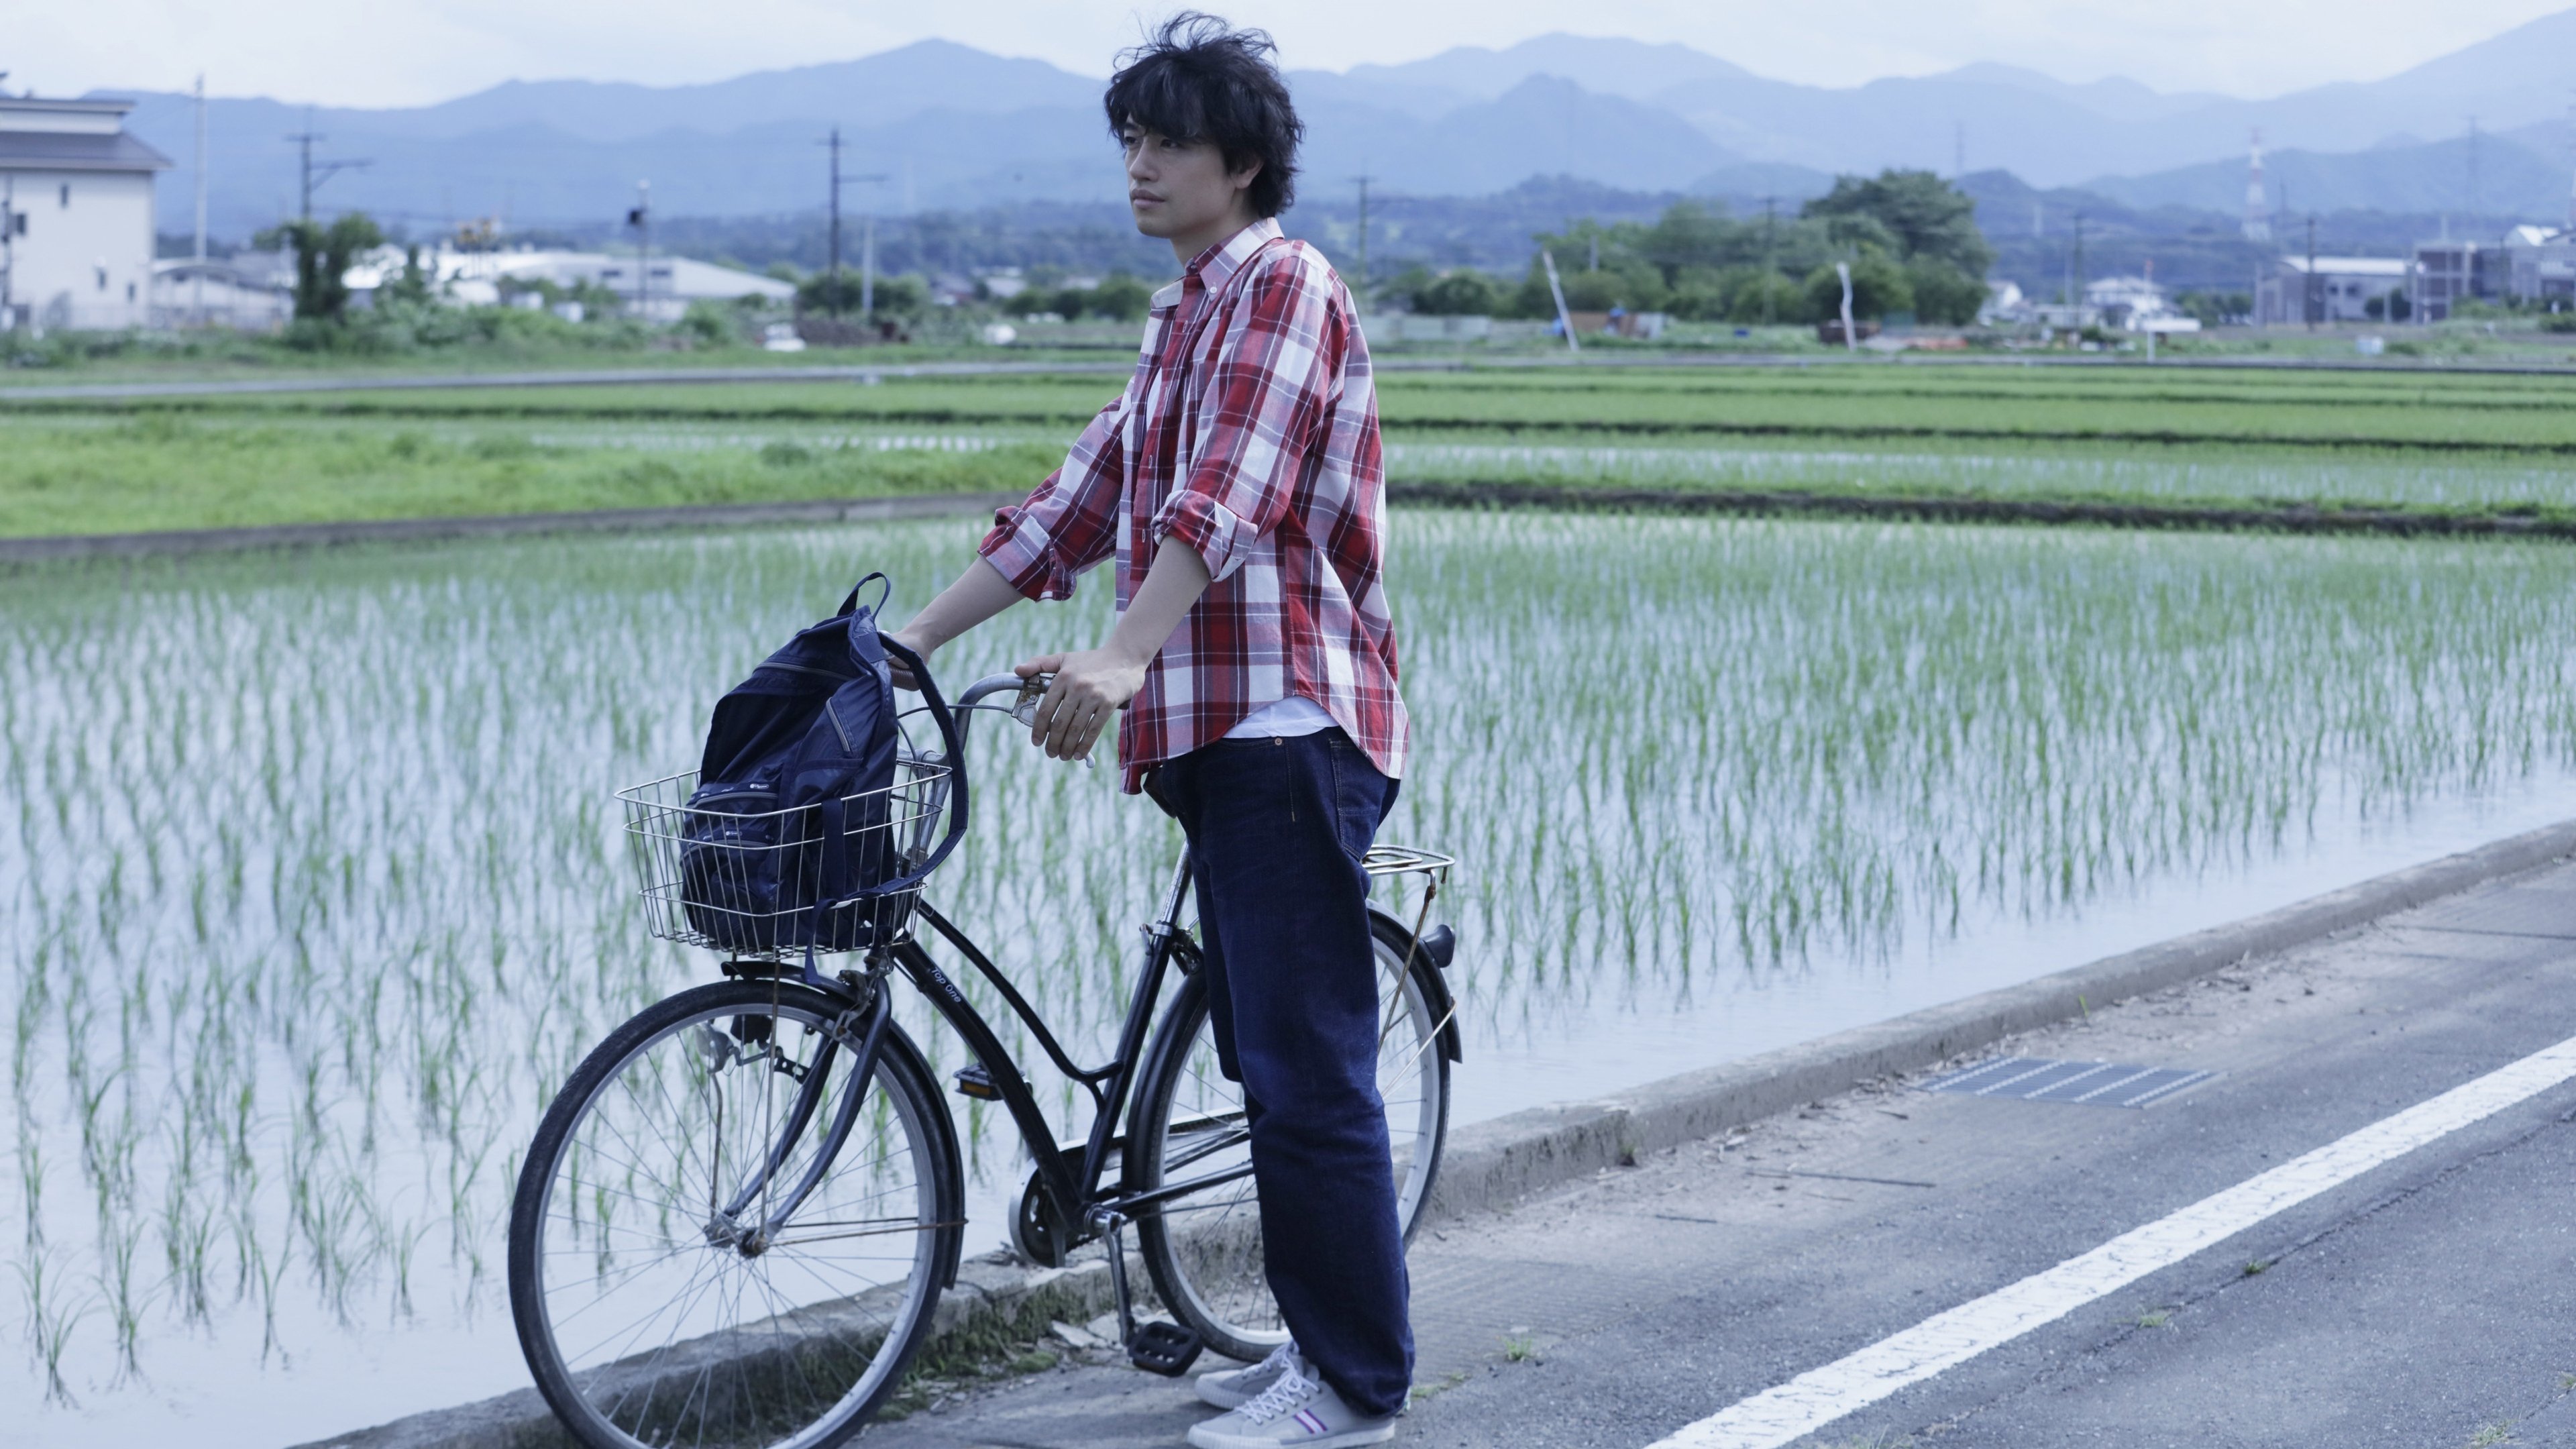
[507,664,1460,1449]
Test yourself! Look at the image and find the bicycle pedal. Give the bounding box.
[1126,1320,1203,1377]
[952,1065,1001,1102]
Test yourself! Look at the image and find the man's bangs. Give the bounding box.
[1106,60,1211,146]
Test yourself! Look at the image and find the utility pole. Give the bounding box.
[822,128,888,319]
[2565,95,2576,229]
[2067,209,2085,309]
[2466,115,2481,219]
[1762,196,1778,325]
[2305,213,2319,328]
[828,127,843,316]
[284,111,368,222]
[193,74,207,326]
[1351,174,1373,299]
[627,180,651,319]
[2,175,15,329]
[0,77,11,327]
[1540,248,1579,354]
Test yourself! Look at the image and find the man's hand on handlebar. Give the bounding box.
[1016,649,1142,763]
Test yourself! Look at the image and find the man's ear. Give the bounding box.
[1229,156,1263,197]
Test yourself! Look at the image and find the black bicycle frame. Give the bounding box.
[893,847,1252,1248]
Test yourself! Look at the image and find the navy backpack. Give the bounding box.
[680,574,963,957]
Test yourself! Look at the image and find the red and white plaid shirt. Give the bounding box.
[978,218,1408,794]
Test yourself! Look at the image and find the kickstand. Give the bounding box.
[1097,1212,1204,1377]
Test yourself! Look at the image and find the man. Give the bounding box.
[885,13,1411,1449]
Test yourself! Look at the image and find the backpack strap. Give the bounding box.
[836,572,892,620]
[802,629,968,979]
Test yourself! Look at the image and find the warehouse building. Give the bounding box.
[2253,256,2413,326]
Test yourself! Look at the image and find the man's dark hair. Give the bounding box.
[1104,13,1303,218]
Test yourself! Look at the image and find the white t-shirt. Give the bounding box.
[1224,694,1335,739]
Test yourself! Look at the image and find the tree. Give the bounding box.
[799,272,927,319]
[1802,170,1994,278]
[1904,257,1989,325]
[1410,270,1505,317]
[1089,273,1152,321]
[1715,266,1808,325]
[255,211,384,322]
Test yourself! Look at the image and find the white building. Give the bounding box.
[2254,256,2414,326]
[2497,225,2576,308]
[150,257,292,331]
[2082,275,2201,333]
[430,248,792,321]
[0,95,171,331]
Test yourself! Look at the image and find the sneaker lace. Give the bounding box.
[1236,1358,1322,1424]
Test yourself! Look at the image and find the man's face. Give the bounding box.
[1122,123,1256,244]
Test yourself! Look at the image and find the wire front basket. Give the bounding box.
[618,757,955,961]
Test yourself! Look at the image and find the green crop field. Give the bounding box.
[10,508,2576,1440]
[9,360,2576,540]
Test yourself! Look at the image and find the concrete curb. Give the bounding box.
[297,1253,1134,1449]
[0,492,1019,564]
[1422,815,2576,1220]
[297,814,2576,1449]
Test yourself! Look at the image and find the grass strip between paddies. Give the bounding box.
[1650,1028,2576,1449]
[1387,480,2576,541]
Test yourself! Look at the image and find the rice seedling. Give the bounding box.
[5,506,2575,1439]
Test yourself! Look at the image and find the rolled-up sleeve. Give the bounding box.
[978,394,1126,601]
[1151,258,1340,582]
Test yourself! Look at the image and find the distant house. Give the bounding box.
[2409,239,2502,322]
[2254,256,2412,326]
[150,257,292,330]
[2082,275,2200,333]
[2496,225,2576,308]
[0,95,171,331]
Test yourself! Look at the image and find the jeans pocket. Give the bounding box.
[1326,732,1383,864]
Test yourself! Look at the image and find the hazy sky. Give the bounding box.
[11,0,2570,107]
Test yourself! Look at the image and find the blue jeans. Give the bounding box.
[1152,728,1411,1416]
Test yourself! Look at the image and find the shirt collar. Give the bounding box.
[1183,217,1281,293]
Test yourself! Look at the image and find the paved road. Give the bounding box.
[863,859,2576,1449]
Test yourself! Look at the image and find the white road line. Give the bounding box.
[1649,1030,2576,1449]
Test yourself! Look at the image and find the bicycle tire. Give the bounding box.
[508,978,961,1449]
[1126,915,1453,1362]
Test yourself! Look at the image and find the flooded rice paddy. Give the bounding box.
[8,509,2576,1445]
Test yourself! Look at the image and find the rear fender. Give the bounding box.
[1368,907,1462,1064]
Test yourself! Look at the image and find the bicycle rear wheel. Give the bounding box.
[1126,916,1452,1362]
[508,979,961,1449]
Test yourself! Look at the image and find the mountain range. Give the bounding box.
[106,14,2576,246]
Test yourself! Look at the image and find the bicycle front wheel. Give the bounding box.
[1127,916,1453,1362]
[507,978,961,1449]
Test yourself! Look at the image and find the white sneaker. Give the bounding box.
[1197,1340,1305,1410]
[1185,1358,1399,1449]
